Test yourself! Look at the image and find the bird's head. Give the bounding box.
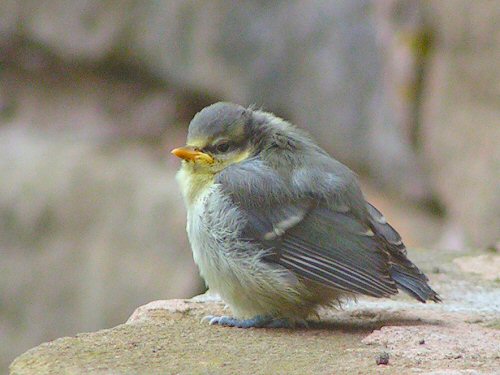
[171,102,258,174]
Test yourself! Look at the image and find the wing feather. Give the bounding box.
[216,158,439,302]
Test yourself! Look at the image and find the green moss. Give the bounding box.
[485,320,500,330]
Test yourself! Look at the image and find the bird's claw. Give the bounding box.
[201,314,302,328]
[200,315,216,324]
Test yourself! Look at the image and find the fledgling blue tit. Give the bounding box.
[172,102,440,328]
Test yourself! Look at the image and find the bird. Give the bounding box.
[171,102,440,328]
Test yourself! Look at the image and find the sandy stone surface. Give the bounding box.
[453,254,500,281]
[9,249,500,374]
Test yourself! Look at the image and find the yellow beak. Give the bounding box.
[171,146,214,164]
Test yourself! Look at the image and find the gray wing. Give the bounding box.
[365,202,440,302]
[217,158,440,302]
[244,202,399,298]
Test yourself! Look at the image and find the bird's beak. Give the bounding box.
[171,146,214,164]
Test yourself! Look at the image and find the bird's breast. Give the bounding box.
[185,185,244,281]
[182,184,321,319]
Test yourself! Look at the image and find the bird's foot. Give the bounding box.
[201,315,297,328]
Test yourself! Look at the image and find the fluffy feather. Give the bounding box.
[175,102,440,321]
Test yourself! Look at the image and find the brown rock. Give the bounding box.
[9,248,500,374]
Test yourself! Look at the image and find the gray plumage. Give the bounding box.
[174,102,440,326]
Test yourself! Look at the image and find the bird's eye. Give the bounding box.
[215,141,231,153]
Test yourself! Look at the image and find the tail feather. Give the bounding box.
[366,200,441,303]
[390,264,441,303]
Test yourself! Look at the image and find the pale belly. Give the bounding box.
[184,184,338,319]
[186,185,270,317]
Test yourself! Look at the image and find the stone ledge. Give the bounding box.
[9,250,500,375]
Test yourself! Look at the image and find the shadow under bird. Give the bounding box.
[172,102,440,328]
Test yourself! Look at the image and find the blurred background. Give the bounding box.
[1,0,499,370]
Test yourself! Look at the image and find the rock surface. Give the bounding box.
[2,0,498,246]
[0,0,426,200]
[10,248,500,374]
[421,0,500,249]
